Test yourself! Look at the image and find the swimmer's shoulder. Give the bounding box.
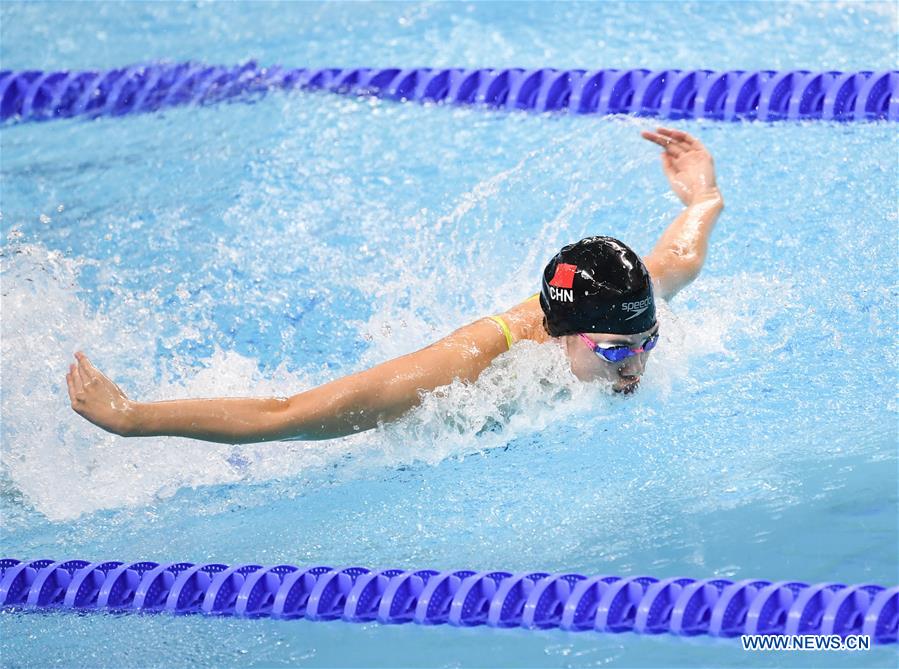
[492,292,551,345]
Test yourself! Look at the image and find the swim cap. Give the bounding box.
[539,236,656,336]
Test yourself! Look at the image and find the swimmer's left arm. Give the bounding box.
[640,127,725,299]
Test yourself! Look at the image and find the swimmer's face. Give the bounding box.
[562,325,658,394]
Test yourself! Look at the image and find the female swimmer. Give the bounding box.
[66,127,724,444]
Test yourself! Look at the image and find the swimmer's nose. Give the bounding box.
[618,356,646,377]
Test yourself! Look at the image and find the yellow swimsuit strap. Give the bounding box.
[489,294,539,351]
[488,315,514,351]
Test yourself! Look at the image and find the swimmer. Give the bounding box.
[66,126,723,444]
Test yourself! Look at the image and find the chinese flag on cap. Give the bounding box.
[549,263,577,289]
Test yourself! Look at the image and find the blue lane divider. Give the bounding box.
[1,63,896,124]
[1,558,896,643]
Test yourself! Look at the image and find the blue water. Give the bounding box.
[1,1,897,667]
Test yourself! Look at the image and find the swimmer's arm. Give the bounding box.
[66,319,509,444]
[275,317,510,440]
[642,191,724,299]
[640,127,725,299]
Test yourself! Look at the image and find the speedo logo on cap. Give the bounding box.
[548,263,576,302]
[622,296,652,320]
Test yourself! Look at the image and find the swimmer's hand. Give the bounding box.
[66,352,136,437]
[641,127,721,206]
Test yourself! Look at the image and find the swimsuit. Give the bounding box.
[488,293,540,351]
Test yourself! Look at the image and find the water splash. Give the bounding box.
[1,233,772,522]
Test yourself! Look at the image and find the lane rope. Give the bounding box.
[1,64,896,124]
[1,558,896,643]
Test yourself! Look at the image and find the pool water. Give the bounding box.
[1,2,897,667]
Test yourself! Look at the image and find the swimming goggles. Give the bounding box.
[577,329,659,363]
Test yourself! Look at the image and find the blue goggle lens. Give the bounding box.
[595,332,659,362]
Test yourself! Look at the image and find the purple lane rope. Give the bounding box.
[1,63,897,124]
[1,558,896,643]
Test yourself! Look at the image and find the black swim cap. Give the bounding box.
[539,236,656,336]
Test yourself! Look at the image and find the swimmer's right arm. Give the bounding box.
[66,317,511,444]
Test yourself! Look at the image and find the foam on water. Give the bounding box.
[1,215,801,526]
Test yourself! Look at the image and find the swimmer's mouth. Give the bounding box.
[614,378,641,394]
